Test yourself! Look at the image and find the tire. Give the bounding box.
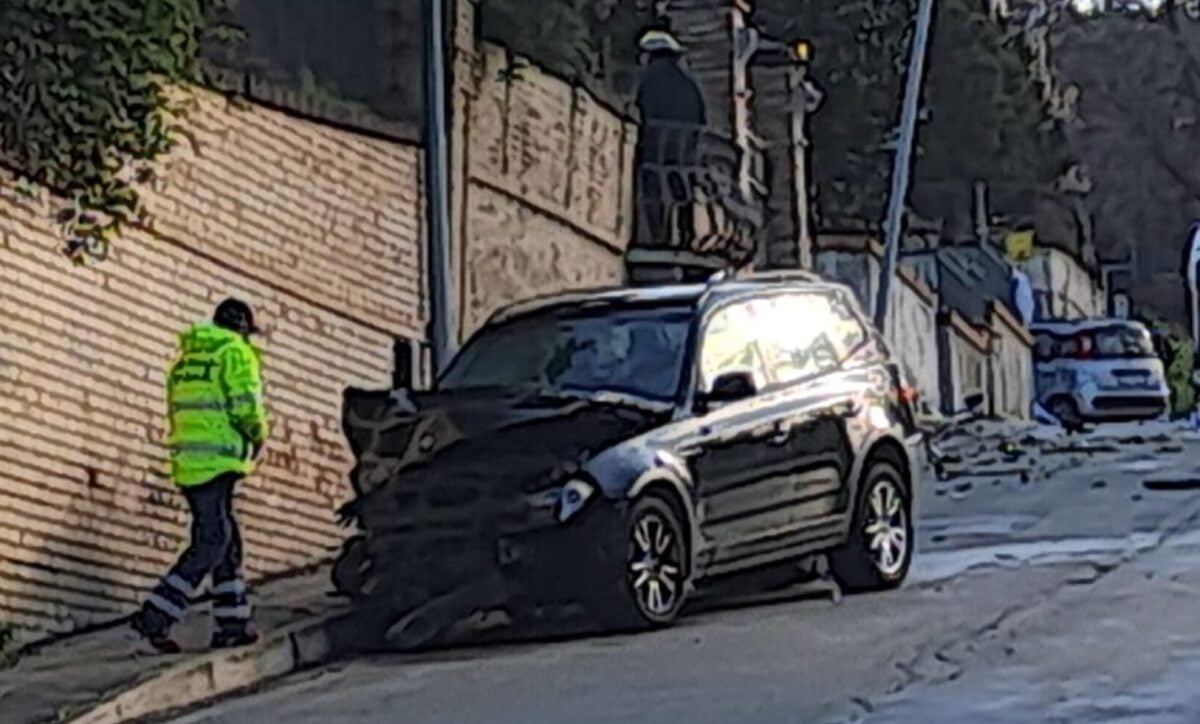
[830,460,913,592]
[593,495,689,631]
[331,536,370,600]
[1048,396,1082,429]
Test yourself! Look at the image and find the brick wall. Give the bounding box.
[0,2,639,640]
[458,42,637,336]
[0,89,424,639]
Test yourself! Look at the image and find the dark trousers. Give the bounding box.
[138,473,253,636]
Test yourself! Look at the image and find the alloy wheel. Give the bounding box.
[628,510,684,619]
[863,478,909,578]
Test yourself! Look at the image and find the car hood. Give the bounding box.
[342,386,672,502]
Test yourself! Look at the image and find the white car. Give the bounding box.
[1031,319,1170,424]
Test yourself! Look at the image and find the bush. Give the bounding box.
[1142,314,1195,416]
[0,0,236,264]
[0,626,16,669]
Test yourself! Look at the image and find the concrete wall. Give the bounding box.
[814,234,883,310]
[814,236,941,414]
[0,90,423,637]
[988,302,1035,419]
[459,43,636,337]
[885,272,942,416]
[943,312,992,415]
[1020,246,1104,321]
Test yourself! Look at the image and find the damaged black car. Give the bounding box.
[333,273,925,647]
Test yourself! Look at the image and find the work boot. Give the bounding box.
[130,613,182,655]
[210,629,260,650]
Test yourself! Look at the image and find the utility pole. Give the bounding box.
[873,0,937,332]
[973,181,989,246]
[422,0,456,376]
[1187,222,1200,349]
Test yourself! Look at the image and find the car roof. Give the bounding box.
[1029,318,1151,335]
[487,273,854,326]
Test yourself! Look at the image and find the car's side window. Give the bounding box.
[750,291,875,384]
[698,299,770,393]
[827,293,871,363]
[756,293,841,385]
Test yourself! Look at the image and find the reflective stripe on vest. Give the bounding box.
[170,400,227,412]
[174,442,243,457]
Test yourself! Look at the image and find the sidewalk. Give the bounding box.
[0,564,342,724]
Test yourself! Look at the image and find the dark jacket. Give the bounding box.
[635,56,707,167]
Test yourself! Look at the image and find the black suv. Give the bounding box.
[335,273,924,641]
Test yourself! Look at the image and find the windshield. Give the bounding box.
[439,306,694,402]
[1034,324,1156,361]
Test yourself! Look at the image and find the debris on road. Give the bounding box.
[1143,478,1200,492]
[926,418,1197,492]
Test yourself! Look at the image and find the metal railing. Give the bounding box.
[630,121,766,274]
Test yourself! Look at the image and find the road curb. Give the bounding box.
[67,611,347,724]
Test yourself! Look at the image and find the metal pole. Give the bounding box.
[791,64,814,269]
[1185,223,1200,349]
[873,0,936,331]
[422,0,456,377]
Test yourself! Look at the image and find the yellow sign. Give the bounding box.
[1005,229,1034,262]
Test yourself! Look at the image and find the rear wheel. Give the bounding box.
[594,495,688,631]
[830,461,913,592]
[1048,396,1082,429]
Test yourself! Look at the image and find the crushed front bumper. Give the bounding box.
[347,498,628,639]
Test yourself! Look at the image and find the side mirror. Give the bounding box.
[964,392,985,413]
[696,370,758,413]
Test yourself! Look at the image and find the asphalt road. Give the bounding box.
[169,421,1200,724]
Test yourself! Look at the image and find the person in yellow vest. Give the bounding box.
[132,299,270,653]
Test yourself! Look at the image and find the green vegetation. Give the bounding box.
[478,0,652,107]
[0,0,237,263]
[795,0,1070,229]
[480,0,1067,231]
[0,625,16,669]
[1142,314,1196,416]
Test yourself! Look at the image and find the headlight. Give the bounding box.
[557,479,596,522]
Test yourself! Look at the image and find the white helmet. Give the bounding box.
[639,30,684,55]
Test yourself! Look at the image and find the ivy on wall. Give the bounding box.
[0,0,238,263]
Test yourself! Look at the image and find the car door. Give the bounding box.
[709,291,864,569]
[677,294,785,569]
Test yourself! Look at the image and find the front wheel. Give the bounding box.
[592,496,689,631]
[830,461,913,592]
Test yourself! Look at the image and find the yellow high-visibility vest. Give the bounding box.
[165,324,269,487]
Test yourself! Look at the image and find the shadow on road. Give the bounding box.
[326,564,846,663]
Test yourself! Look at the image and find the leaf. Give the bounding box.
[1,0,218,258]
